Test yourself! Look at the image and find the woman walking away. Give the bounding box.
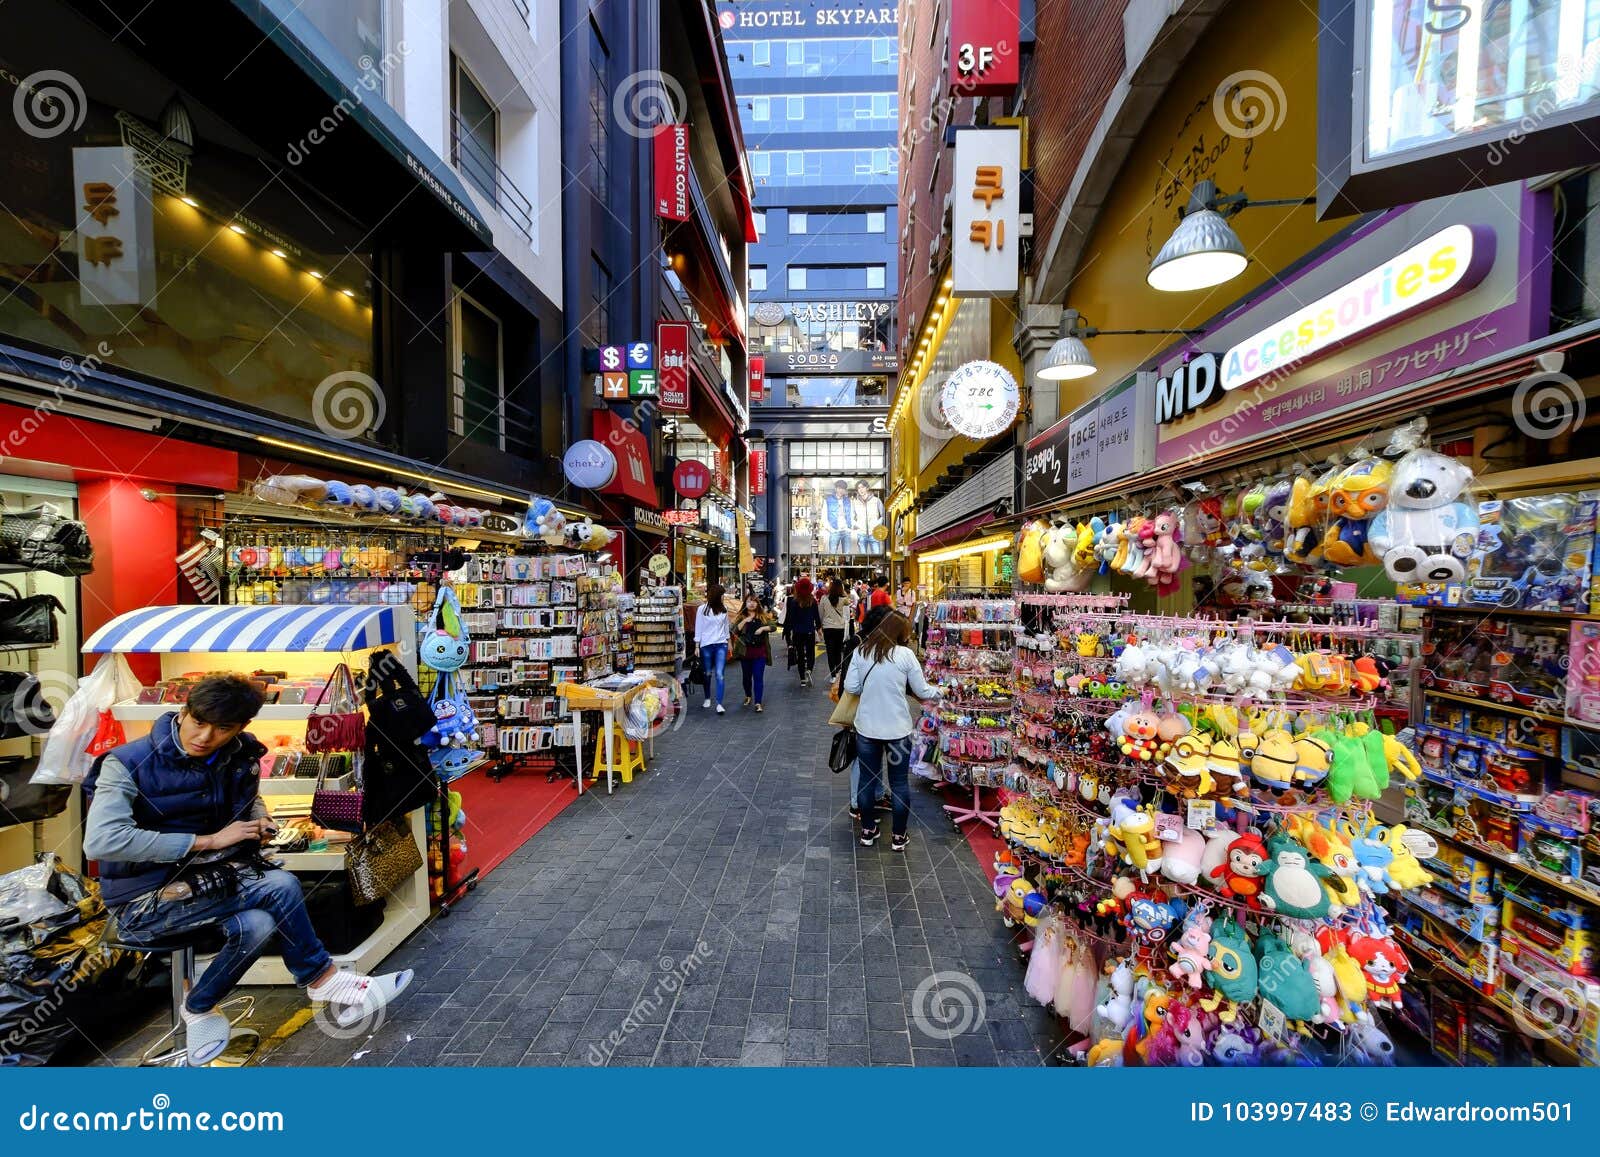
[783,576,822,687]
[835,603,893,819]
[819,578,850,679]
[732,594,777,711]
[695,584,731,714]
[844,611,941,850]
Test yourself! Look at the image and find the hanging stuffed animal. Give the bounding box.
[1368,449,1479,584]
[1254,931,1322,1022]
[1041,521,1077,591]
[1260,833,1339,919]
[1016,519,1049,584]
[564,518,616,551]
[1284,463,1338,567]
[419,584,471,673]
[1321,456,1393,566]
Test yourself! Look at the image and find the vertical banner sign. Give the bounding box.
[657,322,691,412]
[73,146,157,306]
[949,1,1020,96]
[1066,402,1099,495]
[951,129,1022,297]
[748,356,766,403]
[654,124,690,221]
[750,448,767,496]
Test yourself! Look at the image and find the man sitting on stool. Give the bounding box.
[84,674,413,1065]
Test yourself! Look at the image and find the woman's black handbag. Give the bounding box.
[0,671,54,740]
[0,582,65,646]
[0,505,94,576]
[362,649,436,745]
[827,728,857,775]
[0,755,69,824]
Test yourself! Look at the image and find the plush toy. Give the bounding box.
[1016,519,1048,584]
[1260,834,1338,919]
[1249,728,1300,791]
[998,876,1045,928]
[1205,916,1259,1003]
[1369,449,1479,583]
[1109,800,1164,875]
[1124,889,1185,952]
[1343,819,1396,895]
[1168,913,1213,989]
[1326,728,1384,803]
[1348,1021,1396,1065]
[1094,960,1136,1031]
[1260,479,1292,563]
[1284,469,1332,566]
[1321,456,1392,566]
[419,585,471,674]
[1209,1024,1263,1065]
[1186,495,1227,559]
[1346,934,1409,1008]
[1316,929,1370,1011]
[1285,814,1363,909]
[253,474,327,506]
[1041,521,1079,591]
[1197,828,1237,889]
[1146,999,1212,1066]
[1254,931,1322,1022]
[1073,517,1103,568]
[1209,832,1270,907]
[321,479,353,506]
[412,495,437,523]
[1373,822,1435,890]
[565,519,616,551]
[1292,730,1334,788]
[1119,710,1162,761]
[1148,509,1185,591]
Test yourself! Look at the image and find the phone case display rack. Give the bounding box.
[220,520,460,614]
[452,552,625,783]
[633,586,685,676]
[922,598,1017,831]
[989,601,1468,1067]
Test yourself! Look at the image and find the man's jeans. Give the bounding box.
[113,867,332,1013]
[855,734,911,836]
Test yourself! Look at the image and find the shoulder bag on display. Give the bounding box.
[0,671,54,741]
[344,817,423,905]
[310,758,364,833]
[360,729,436,828]
[0,581,65,646]
[0,505,94,576]
[363,649,436,745]
[0,755,69,825]
[306,663,365,753]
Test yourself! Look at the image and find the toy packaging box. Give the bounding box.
[1569,623,1600,725]
[1468,491,1599,612]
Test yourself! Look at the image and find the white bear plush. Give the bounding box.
[1369,450,1479,583]
[1041,521,1078,591]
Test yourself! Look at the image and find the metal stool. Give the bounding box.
[109,927,261,1067]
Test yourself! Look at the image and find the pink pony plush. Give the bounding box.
[1150,510,1186,595]
[1146,1000,1213,1066]
[1167,913,1213,990]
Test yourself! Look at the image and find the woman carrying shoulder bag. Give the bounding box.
[842,610,940,850]
[818,578,850,679]
[731,594,777,711]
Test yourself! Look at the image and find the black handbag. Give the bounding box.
[360,731,437,828]
[0,670,55,740]
[0,755,69,824]
[0,505,93,576]
[363,649,436,745]
[0,581,65,646]
[828,727,857,775]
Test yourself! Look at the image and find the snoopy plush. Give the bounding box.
[1369,450,1478,584]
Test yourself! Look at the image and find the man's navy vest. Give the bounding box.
[84,712,266,905]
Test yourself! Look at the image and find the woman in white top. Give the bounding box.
[694,584,731,713]
[843,610,941,849]
[817,577,851,678]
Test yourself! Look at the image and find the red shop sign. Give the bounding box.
[949,0,1020,97]
[654,124,690,221]
[661,509,700,526]
[750,448,767,496]
[674,459,711,499]
[658,322,691,412]
[748,356,765,404]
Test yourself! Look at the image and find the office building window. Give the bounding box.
[867,210,886,233]
[783,266,889,292]
[586,254,612,349]
[789,212,807,235]
[749,266,767,293]
[753,210,766,236]
[751,96,769,122]
[751,152,771,178]
[753,39,770,66]
[867,266,885,290]
[788,267,807,291]
[453,62,498,204]
[727,36,898,79]
[753,148,899,187]
[787,95,804,120]
[787,152,804,177]
[453,291,505,450]
[587,21,611,202]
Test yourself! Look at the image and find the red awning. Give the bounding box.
[593,410,659,507]
[909,511,998,554]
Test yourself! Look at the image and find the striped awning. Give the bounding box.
[84,604,410,654]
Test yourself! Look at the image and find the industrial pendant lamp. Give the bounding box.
[1147,180,1315,293]
[1035,310,1202,382]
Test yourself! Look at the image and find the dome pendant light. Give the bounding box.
[1147,180,1314,293]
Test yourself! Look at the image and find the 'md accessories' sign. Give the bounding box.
[1156,224,1492,425]
[654,125,689,221]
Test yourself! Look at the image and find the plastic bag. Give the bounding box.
[32,653,140,786]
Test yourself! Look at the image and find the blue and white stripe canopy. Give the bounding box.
[84,604,409,654]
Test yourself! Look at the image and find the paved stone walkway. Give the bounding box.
[260,670,1066,1067]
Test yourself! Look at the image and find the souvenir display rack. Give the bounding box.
[991,605,1452,1066]
[633,585,685,677]
[923,597,1017,830]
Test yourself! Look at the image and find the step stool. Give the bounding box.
[591,726,646,784]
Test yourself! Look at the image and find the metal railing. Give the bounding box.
[450,109,534,243]
[450,371,539,455]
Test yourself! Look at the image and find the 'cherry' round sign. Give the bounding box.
[673,460,711,499]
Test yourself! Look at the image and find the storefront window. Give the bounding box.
[788,475,886,558]
[775,376,887,407]
[1365,0,1600,159]
[750,301,894,356]
[0,49,373,433]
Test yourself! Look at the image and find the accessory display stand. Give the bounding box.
[924,597,1017,832]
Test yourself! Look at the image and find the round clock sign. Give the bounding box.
[940,360,1020,439]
